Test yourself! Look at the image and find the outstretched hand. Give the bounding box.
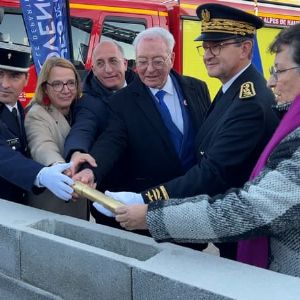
[69,151,97,176]
[38,162,74,201]
[92,190,144,218]
[72,168,96,199]
[115,204,148,231]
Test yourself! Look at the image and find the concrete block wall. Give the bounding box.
[0,199,299,300]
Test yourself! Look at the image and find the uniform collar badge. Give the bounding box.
[239,81,256,99]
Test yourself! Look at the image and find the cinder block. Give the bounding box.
[29,219,159,261]
[20,219,159,300]
[0,272,61,300]
[132,268,231,300]
[0,225,20,278]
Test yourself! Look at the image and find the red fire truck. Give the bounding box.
[0,0,300,105]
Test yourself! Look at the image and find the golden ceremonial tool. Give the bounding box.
[73,181,123,213]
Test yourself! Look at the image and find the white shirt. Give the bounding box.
[5,103,20,117]
[222,63,251,93]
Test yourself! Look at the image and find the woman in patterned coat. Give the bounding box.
[113,23,300,278]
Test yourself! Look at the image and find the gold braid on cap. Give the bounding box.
[201,18,256,36]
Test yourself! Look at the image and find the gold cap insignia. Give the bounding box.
[201,9,210,22]
[239,82,256,99]
[8,53,12,60]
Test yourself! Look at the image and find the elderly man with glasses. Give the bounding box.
[96,4,280,261]
[74,27,211,237]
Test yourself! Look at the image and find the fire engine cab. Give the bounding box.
[0,0,300,105]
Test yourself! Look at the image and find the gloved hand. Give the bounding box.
[93,190,144,217]
[37,162,74,201]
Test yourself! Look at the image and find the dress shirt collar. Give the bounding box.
[149,75,173,98]
[5,103,19,113]
[222,63,251,93]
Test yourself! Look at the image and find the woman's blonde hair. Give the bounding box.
[30,57,82,106]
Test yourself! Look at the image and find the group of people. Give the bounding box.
[1,2,300,278]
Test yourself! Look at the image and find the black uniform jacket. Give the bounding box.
[0,102,43,204]
[90,70,211,193]
[142,64,280,201]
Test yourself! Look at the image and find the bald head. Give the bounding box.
[91,40,128,90]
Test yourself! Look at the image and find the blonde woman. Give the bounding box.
[25,57,89,219]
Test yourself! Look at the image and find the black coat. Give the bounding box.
[90,70,210,193]
[63,69,136,160]
[0,102,43,204]
[142,65,280,201]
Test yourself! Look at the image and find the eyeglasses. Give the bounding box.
[196,40,244,57]
[136,54,171,70]
[95,57,122,69]
[269,65,300,81]
[46,80,77,92]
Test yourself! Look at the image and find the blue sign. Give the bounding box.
[20,0,71,74]
[252,35,263,73]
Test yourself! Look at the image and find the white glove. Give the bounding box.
[93,190,144,217]
[37,163,74,201]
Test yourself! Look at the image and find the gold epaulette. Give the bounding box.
[144,185,169,202]
[239,81,256,99]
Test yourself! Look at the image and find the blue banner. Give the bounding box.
[20,0,71,74]
[252,35,263,74]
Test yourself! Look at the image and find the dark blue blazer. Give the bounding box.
[143,64,279,200]
[0,102,43,204]
[64,69,137,160]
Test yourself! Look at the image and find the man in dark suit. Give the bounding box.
[64,40,136,166]
[74,27,210,229]
[0,42,75,203]
[98,4,280,259]
[63,40,137,221]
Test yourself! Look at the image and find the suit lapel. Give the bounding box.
[48,104,70,139]
[17,101,27,146]
[197,90,234,143]
[133,80,180,157]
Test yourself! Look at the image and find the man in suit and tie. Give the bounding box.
[74,27,211,230]
[96,4,280,260]
[0,41,75,204]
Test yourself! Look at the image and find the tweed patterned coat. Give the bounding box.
[147,126,300,277]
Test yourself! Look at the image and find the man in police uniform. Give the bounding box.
[0,41,74,203]
[96,4,280,260]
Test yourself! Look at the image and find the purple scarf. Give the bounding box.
[237,93,300,268]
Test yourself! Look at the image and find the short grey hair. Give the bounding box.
[92,40,125,61]
[133,27,175,54]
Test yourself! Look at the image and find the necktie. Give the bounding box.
[155,90,183,153]
[155,90,173,124]
[11,107,21,132]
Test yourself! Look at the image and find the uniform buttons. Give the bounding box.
[12,146,16,150]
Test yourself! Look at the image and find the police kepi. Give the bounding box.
[0,42,31,72]
[195,3,264,41]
